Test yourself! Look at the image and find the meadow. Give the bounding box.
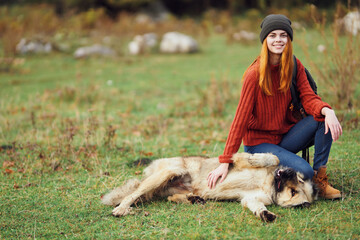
[1,25,360,239]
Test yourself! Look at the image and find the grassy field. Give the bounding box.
[1,32,359,239]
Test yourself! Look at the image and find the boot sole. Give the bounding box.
[322,193,342,199]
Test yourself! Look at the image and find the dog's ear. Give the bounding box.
[297,172,305,184]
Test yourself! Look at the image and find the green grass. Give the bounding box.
[1,32,359,239]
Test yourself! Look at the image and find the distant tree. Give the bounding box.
[0,0,357,17]
[56,0,153,17]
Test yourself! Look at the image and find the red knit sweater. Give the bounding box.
[219,58,331,163]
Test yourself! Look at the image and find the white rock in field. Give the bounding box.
[16,38,52,54]
[160,32,199,54]
[128,37,144,55]
[233,30,256,41]
[317,44,326,53]
[74,44,116,58]
[343,11,360,36]
[128,33,158,55]
[143,33,158,48]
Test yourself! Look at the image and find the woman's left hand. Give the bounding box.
[321,107,343,142]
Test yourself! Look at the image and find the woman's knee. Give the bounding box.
[279,162,313,180]
[277,154,314,180]
[244,144,314,179]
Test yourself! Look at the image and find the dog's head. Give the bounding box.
[273,167,317,208]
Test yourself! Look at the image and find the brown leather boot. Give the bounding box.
[313,166,341,199]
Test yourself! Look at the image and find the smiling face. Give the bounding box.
[266,30,288,55]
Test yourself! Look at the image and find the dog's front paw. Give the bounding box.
[259,210,277,222]
[112,205,132,217]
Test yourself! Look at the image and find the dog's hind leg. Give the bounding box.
[168,193,206,205]
[167,194,189,203]
[232,152,279,170]
[112,169,183,217]
[101,179,141,207]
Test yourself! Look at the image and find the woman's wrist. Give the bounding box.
[321,107,333,116]
[220,163,230,167]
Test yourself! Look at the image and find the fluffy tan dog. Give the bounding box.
[102,152,317,222]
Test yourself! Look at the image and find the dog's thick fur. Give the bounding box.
[102,152,317,222]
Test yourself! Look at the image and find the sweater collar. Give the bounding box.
[270,63,280,71]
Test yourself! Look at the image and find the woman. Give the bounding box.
[207,14,342,199]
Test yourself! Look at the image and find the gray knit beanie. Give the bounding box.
[260,14,293,43]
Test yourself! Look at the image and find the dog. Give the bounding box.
[101,152,317,222]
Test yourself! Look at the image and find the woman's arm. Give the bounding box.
[295,59,331,121]
[218,68,258,164]
[207,66,258,189]
[321,107,343,141]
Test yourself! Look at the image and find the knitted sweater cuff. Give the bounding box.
[219,154,234,163]
[313,103,332,122]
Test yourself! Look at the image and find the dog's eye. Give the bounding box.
[291,189,297,197]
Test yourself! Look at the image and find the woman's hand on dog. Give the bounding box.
[207,163,229,189]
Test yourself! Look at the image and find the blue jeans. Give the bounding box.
[244,116,332,180]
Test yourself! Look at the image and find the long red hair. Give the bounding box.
[258,36,293,95]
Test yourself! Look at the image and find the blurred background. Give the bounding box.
[1,0,359,108]
[1,0,359,57]
[1,2,359,238]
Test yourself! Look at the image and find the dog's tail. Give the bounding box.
[232,152,279,170]
[101,178,141,206]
